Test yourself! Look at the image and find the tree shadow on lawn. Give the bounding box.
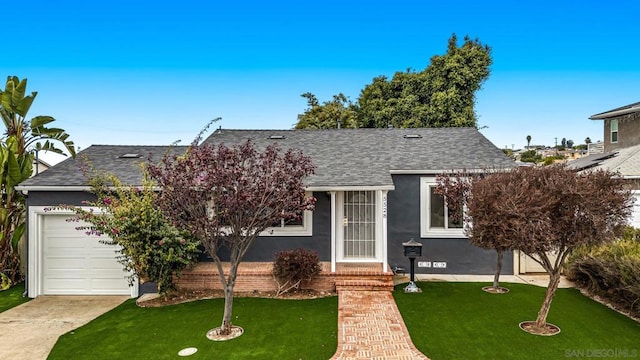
[394,282,640,360]
[47,295,338,360]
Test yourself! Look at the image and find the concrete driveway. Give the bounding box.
[0,295,129,360]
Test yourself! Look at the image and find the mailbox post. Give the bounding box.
[403,238,423,293]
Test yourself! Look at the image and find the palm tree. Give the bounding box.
[0,76,75,285]
[526,135,531,149]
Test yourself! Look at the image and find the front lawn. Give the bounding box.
[395,282,640,360]
[0,282,30,313]
[48,296,338,360]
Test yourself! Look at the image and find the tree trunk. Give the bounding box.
[535,271,561,328]
[221,283,235,335]
[493,250,503,289]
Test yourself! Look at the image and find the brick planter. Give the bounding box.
[175,262,394,293]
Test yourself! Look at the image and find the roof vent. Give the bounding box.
[403,134,422,139]
[119,153,142,159]
[268,135,286,140]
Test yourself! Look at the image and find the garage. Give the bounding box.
[28,208,137,298]
[517,251,559,274]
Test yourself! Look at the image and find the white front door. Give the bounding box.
[337,191,381,261]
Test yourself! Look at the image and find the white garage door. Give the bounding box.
[42,215,131,295]
[519,251,557,274]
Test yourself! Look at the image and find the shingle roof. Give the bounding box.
[18,127,515,189]
[18,145,188,188]
[203,128,515,188]
[568,144,640,177]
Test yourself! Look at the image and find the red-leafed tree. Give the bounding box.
[436,170,513,293]
[438,165,633,335]
[147,140,315,337]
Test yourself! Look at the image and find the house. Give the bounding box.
[17,127,517,298]
[32,157,52,176]
[568,101,640,228]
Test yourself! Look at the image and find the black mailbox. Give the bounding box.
[402,238,423,293]
[403,238,423,257]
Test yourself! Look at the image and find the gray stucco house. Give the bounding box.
[568,101,640,228]
[18,127,516,298]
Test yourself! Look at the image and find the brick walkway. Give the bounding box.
[331,290,430,360]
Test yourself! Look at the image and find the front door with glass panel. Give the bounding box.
[341,191,377,260]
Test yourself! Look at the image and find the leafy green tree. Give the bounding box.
[1,76,75,157]
[0,76,75,285]
[519,150,542,164]
[296,34,492,129]
[294,93,359,129]
[57,166,200,295]
[0,137,32,284]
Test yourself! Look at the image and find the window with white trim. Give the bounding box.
[261,192,314,236]
[611,119,618,143]
[261,209,312,236]
[420,177,464,238]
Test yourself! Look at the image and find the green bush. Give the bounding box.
[272,248,321,296]
[565,228,640,316]
[56,167,200,295]
[519,150,542,163]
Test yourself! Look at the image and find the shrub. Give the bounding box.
[272,248,321,296]
[56,166,200,295]
[565,228,640,317]
[519,150,542,163]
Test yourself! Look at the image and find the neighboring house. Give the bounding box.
[32,157,51,176]
[568,101,640,228]
[17,127,516,298]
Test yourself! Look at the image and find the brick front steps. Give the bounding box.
[175,262,395,293]
[334,279,395,291]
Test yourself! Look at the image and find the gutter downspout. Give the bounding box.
[330,191,336,272]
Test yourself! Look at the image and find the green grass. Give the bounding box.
[0,282,30,312]
[48,296,338,360]
[395,282,640,360]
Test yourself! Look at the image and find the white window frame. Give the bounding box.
[420,177,465,238]
[611,119,618,143]
[260,209,313,236]
[259,191,313,236]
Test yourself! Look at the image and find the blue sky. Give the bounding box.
[3,0,639,163]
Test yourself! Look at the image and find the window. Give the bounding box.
[611,119,618,143]
[262,210,312,236]
[270,214,304,228]
[261,193,313,236]
[420,177,464,238]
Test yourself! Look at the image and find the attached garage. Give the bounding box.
[28,207,137,298]
[517,251,558,274]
